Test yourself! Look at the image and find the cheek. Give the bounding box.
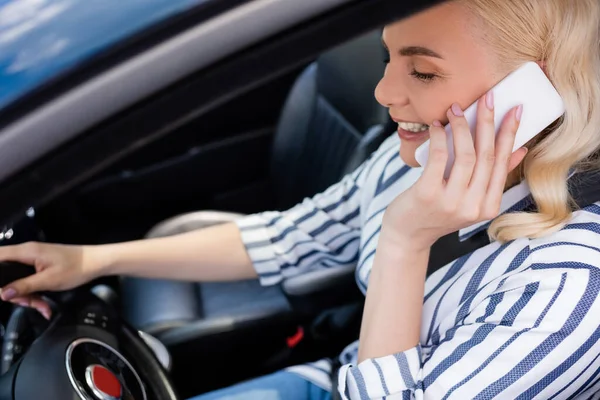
[411,90,454,124]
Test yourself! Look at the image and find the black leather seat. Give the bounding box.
[121,29,390,339]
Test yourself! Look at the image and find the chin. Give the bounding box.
[399,139,426,168]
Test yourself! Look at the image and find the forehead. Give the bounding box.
[382,2,482,60]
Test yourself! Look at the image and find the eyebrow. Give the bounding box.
[399,46,444,59]
[381,38,444,60]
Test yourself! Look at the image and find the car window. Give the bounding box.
[0,0,207,111]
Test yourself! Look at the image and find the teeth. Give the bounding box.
[398,122,429,133]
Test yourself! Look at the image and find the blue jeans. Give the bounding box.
[187,371,332,400]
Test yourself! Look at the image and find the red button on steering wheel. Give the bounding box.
[85,364,122,400]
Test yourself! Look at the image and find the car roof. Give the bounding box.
[0,0,205,111]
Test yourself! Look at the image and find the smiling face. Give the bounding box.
[375,2,506,167]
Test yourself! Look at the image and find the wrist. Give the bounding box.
[379,221,433,254]
[372,238,430,279]
[87,244,118,277]
[376,231,430,266]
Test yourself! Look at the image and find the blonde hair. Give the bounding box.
[458,0,600,242]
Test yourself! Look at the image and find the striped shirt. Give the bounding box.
[236,133,600,399]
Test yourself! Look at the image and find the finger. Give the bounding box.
[446,103,476,195]
[468,91,496,199]
[508,147,528,173]
[421,120,448,183]
[1,270,52,301]
[10,295,52,320]
[485,105,523,211]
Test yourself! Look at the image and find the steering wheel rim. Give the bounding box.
[0,289,180,400]
[119,319,179,400]
[1,306,47,375]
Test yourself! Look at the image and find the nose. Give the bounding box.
[375,69,409,108]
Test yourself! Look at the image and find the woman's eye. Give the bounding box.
[410,69,437,83]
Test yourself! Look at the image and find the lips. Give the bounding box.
[397,126,430,142]
[392,118,430,142]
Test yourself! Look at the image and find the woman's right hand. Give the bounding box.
[0,242,107,319]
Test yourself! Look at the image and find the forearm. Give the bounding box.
[99,222,257,282]
[357,231,429,362]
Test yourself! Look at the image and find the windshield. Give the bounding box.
[0,0,205,111]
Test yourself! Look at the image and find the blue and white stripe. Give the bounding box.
[236,133,600,399]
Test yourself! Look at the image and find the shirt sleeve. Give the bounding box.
[235,149,377,286]
[338,240,600,399]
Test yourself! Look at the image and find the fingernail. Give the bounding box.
[451,103,464,117]
[432,120,443,127]
[41,309,51,320]
[16,300,28,308]
[515,104,523,122]
[486,90,494,110]
[2,288,16,301]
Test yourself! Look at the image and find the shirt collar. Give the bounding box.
[458,179,532,242]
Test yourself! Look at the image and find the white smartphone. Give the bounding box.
[414,61,565,178]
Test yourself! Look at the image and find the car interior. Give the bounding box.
[110,28,392,396]
[0,0,420,397]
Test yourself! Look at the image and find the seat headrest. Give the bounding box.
[569,170,600,208]
[317,29,389,134]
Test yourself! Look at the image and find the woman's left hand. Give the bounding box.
[382,92,528,252]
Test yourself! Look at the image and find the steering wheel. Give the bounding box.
[0,262,180,400]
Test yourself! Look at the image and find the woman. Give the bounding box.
[1,0,600,398]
